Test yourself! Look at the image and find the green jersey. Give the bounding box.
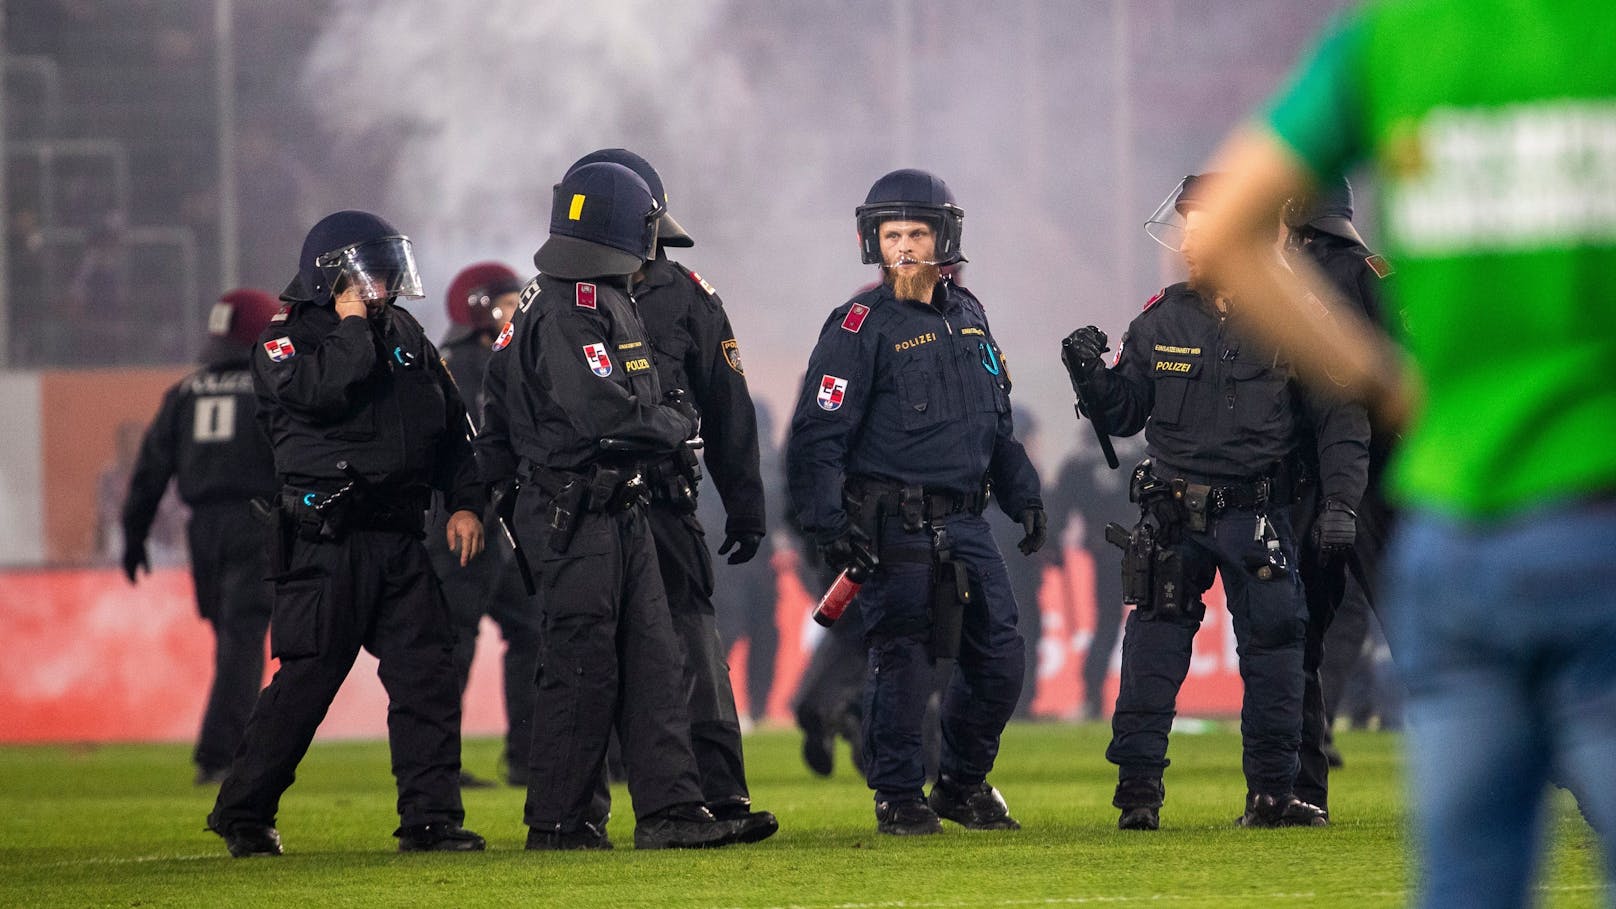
[1265,0,1616,518]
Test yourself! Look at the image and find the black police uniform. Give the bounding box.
[787,278,1041,809]
[208,299,483,838]
[479,271,714,840]
[1087,283,1368,811]
[1287,230,1392,812]
[122,352,277,778]
[633,254,767,811]
[427,329,541,781]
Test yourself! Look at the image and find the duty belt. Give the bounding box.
[1152,467,1295,515]
[845,476,988,521]
[280,485,428,534]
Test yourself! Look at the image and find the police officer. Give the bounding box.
[122,288,281,785]
[1281,178,1390,818]
[429,261,542,787]
[206,210,486,856]
[787,169,1045,835]
[559,148,776,842]
[1064,174,1366,830]
[478,161,741,850]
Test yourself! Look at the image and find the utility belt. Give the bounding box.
[524,461,652,555]
[280,485,429,538]
[644,447,702,514]
[843,475,985,660]
[1102,458,1293,622]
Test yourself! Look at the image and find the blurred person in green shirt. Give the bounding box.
[1191,3,1616,907]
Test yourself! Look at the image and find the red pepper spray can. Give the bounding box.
[813,563,870,627]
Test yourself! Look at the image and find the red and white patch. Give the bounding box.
[1365,254,1394,279]
[583,342,613,377]
[575,282,597,309]
[841,303,871,333]
[816,374,848,411]
[269,305,290,324]
[492,321,514,352]
[263,336,296,362]
[688,270,717,295]
[1142,288,1166,311]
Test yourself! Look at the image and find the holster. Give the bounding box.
[928,525,970,660]
[546,480,588,555]
[252,496,295,576]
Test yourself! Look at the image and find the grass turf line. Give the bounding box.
[0,724,1603,908]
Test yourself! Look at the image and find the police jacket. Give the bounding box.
[476,273,693,482]
[252,301,482,513]
[122,351,278,544]
[1288,231,1395,492]
[635,255,765,538]
[1090,282,1369,509]
[787,279,1042,542]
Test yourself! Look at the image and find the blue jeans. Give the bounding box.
[1387,502,1616,909]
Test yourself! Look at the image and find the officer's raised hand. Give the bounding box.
[1312,498,1357,556]
[446,509,485,567]
[1017,507,1047,555]
[121,539,149,585]
[718,532,763,565]
[1063,326,1109,374]
[333,284,371,321]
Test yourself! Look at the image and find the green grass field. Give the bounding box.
[0,724,1604,908]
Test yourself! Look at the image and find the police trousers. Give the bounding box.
[1106,506,1307,797]
[187,501,273,774]
[648,504,751,807]
[515,497,706,831]
[208,530,465,830]
[857,513,1025,804]
[428,513,542,773]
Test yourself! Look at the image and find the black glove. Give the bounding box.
[121,540,149,585]
[489,478,518,525]
[664,388,700,437]
[1312,499,1358,555]
[718,531,763,565]
[1017,507,1048,555]
[1063,325,1109,374]
[818,527,870,574]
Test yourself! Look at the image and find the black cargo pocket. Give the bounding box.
[1230,360,1288,432]
[683,513,715,597]
[1150,378,1190,426]
[269,573,324,659]
[897,367,941,429]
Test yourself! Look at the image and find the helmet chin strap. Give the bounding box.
[882,256,944,268]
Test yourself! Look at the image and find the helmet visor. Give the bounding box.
[1144,178,1191,251]
[316,236,424,301]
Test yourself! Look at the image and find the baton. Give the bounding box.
[1060,338,1120,470]
[440,359,536,596]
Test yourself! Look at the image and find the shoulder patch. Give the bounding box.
[269,304,291,324]
[492,321,514,352]
[263,336,296,362]
[1142,288,1166,312]
[575,282,597,309]
[687,269,717,296]
[722,338,744,376]
[519,278,542,312]
[841,302,871,333]
[1365,255,1394,279]
[582,342,612,377]
[816,374,848,411]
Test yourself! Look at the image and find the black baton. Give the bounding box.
[1060,338,1120,470]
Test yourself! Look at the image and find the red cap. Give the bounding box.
[209,288,282,348]
[445,262,522,330]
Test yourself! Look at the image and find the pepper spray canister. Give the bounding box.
[812,563,871,627]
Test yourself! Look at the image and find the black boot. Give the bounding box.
[207,818,282,857]
[710,799,780,844]
[1236,792,1329,828]
[634,803,735,850]
[1114,778,1164,831]
[928,775,1020,830]
[875,799,942,836]
[395,823,486,852]
[526,821,612,850]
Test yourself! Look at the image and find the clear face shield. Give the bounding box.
[1143,177,1193,251]
[316,236,425,302]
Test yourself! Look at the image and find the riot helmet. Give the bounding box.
[567,148,692,248]
[534,162,663,281]
[206,287,281,351]
[855,169,966,266]
[445,261,523,333]
[1144,173,1222,251]
[298,210,423,306]
[1284,175,1365,245]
